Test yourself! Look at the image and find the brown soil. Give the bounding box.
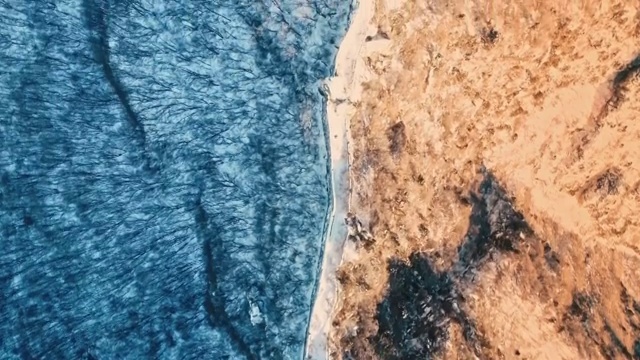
[330,0,640,359]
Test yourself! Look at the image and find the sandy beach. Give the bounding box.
[304,0,378,358]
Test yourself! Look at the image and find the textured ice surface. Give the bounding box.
[0,1,350,358]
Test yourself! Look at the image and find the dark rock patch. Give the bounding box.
[591,52,640,125]
[454,169,531,277]
[567,292,595,323]
[386,122,406,157]
[481,27,499,44]
[374,254,453,359]
[596,169,621,195]
[374,253,475,359]
[346,213,376,249]
[543,243,561,271]
[578,168,624,203]
[609,53,640,115]
[365,28,390,42]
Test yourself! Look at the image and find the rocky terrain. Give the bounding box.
[330,0,640,358]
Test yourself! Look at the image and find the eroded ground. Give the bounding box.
[331,0,640,359]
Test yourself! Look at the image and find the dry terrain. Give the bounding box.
[330,0,640,359]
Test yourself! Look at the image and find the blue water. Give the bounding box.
[0,1,351,358]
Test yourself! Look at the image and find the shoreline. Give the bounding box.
[304,0,376,358]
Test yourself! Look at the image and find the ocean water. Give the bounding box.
[0,0,351,358]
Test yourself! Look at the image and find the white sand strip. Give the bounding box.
[304,0,377,358]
